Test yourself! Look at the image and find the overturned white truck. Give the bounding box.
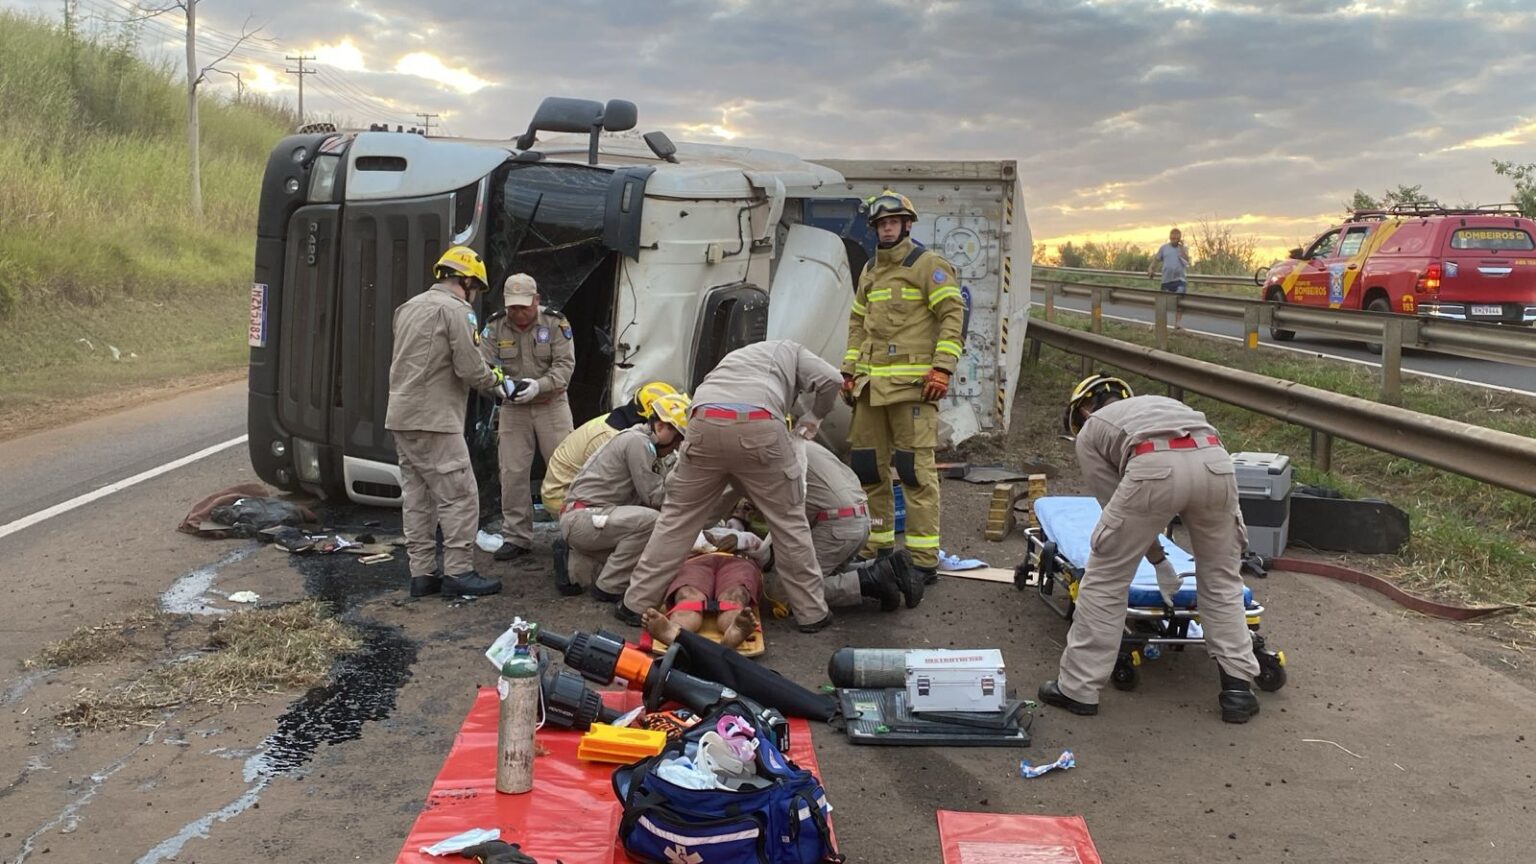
[247,98,1030,505]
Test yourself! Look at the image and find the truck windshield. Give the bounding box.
[487,162,613,310]
[1449,228,1534,251]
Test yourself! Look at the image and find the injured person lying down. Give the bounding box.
[644,544,765,651]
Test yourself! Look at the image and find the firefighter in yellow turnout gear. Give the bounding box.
[842,190,965,582]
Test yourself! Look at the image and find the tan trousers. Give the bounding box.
[812,514,869,607]
[560,506,659,596]
[623,416,829,627]
[393,430,479,578]
[850,394,941,568]
[497,399,573,547]
[1057,448,1261,704]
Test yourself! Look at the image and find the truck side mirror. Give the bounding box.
[1288,247,1304,260]
[601,100,638,132]
[643,131,679,163]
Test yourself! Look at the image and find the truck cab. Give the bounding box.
[248,98,1028,505]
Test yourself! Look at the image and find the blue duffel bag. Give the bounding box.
[612,699,842,864]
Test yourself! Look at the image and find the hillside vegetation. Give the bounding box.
[0,12,293,433]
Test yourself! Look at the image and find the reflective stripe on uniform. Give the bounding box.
[842,348,861,362]
[850,300,867,316]
[935,339,963,357]
[867,530,896,545]
[905,534,941,549]
[855,363,873,374]
[867,288,892,301]
[900,287,924,300]
[866,364,931,377]
[928,286,963,307]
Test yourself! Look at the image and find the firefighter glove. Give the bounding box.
[922,368,951,401]
[840,373,856,406]
[512,378,540,404]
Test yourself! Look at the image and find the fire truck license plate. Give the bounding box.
[1471,304,1503,316]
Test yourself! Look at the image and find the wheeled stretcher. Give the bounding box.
[1014,496,1287,692]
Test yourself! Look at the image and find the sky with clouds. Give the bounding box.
[16,0,1536,258]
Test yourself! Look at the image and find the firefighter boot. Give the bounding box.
[443,570,502,597]
[856,559,902,612]
[552,538,583,597]
[889,550,924,609]
[409,574,442,598]
[1218,669,1260,724]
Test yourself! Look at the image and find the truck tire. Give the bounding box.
[1266,288,1295,342]
[1363,296,1391,354]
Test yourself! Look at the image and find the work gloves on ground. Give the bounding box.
[922,368,951,401]
[1153,557,1182,607]
[511,378,540,404]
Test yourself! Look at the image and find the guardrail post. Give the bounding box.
[1381,319,1404,405]
[1310,430,1333,474]
[1242,306,1260,350]
[1153,295,1169,350]
[1090,287,1104,334]
[1026,337,1041,366]
[1043,282,1056,322]
[1168,385,1184,402]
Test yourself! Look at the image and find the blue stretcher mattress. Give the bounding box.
[1033,496,1253,608]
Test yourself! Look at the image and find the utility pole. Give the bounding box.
[185,0,200,220]
[286,54,316,122]
[415,113,439,137]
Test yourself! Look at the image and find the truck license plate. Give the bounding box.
[248,283,268,347]
[1471,304,1503,316]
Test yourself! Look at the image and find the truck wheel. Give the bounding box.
[1364,296,1391,354]
[1265,288,1295,341]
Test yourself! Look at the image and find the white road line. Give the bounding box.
[0,435,247,541]
[1032,302,1536,396]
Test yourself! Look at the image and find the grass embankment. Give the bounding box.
[1027,311,1536,610]
[0,12,294,436]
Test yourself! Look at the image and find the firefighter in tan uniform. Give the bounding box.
[559,394,690,597]
[841,190,966,584]
[385,245,512,599]
[802,441,923,611]
[479,274,575,561]
[542,382,679,596]
[1038,374,1262,724]
[618,340,843,631]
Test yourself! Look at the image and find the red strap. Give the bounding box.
[1131,435,1222,457]
[560,500,591,515]
[698,407,774,421]
[813,504,869,524]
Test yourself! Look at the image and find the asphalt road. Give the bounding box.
[0,382,247,530]
[3,385,1534,863]
[1031,288,1536,395]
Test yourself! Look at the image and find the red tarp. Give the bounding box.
[397,688,822,863]
[937,809,1102,864]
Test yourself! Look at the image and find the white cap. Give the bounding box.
[503,273,537,307]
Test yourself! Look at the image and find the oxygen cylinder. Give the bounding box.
[827,647,909,689]
[496,625,540,795]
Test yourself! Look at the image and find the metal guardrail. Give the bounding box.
[1029,274,1536,404]
[1035,264,1256,286]
[1026,318,1536,498]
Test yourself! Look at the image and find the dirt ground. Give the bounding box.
[3,387,1535,864]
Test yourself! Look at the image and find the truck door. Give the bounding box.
[1441,223,1536,323]
[1332,223,1374,309]
[766,223,855,444]
[1284,228,1342,307]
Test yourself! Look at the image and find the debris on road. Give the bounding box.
[1020,749,1076,779]
[227,591,260,604]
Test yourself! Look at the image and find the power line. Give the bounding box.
[415,113,438,137]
